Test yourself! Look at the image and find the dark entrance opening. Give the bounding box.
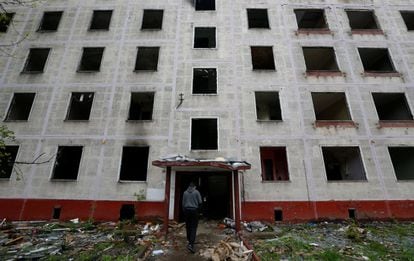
[119,204,136,220]
[175,172,232,222]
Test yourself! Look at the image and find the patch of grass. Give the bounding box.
[314,249,343,261]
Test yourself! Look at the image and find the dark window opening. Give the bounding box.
[22,48,50,73]
[303,47,339,72]
[255,92,282,121]
[274,209,283,222]
[135,47,160,71]
[141,10,163,30]
[0,13,15,32]
[78,47,104,72]
[260,147,289,181]
[38,11,63,31]
[5,93,35,121]
[0,146,18,179]
[294,9,328,29]
[312,92,352,121]
[52,206,61,219]
[247,9,270,29]
[358,48,396,73]
[388,147,414,180]
[66,93,94,121]
[194,27,216,48]
[195,0,215,11]
[400,11,414,31]
[251,46,275,70]
[89,10,112,30]
[322,147,366,181]
[119,146,149,181]
[119,204,136,220]
[193,68,217,94]
[51,146,83,180]
[348,208,356,219]
[191,119,218,150]
[372,93,413,121]
[128,92,154,120]
[346,10,379,30]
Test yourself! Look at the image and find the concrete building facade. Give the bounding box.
[0,0,414,222]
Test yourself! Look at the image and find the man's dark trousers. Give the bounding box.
[184,207,198,246]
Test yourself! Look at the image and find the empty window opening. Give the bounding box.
[251,46,275,70]
[0,13,15,32]
[255,92,282,121]
[195,0,215,11]
[388,147,414,180]
[346,10,379,30]
[52,206,61,219]
[274,209,283,222]
[322,147,366,181]
[78,47,104,72]
[0,146,18,179]
[89,10,112,30]
[119,146,149,181]
[141,10,163,30]
[191,119,218,150]
[119,204,136,220]
[312,92,352,121]
[260,147,289,181]
[294,9,328,29]
[5,93,35,121]
[303,47,339,72]
[38,11,63,31]
[400,11,414,31]
[193,68,217,94]
[194,27,216,48]
[358,48,396,73]
[348,208,356,219]
[372,93,413,121]
[247,9,270,29]
[128,92,154,120]
[51,146,83,180]
[135,47,160,71]
[22,48,50,73]
[66,92,94,121]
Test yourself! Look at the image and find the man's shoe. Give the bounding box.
[187,244,195,254]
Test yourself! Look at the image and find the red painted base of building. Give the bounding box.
[0,199,413,222]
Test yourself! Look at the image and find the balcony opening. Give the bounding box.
[346,10,380,31]
[303,47,339,72]
[38,11,63,31]
[194,27,216,48]
[135,47,160,71]
[312,92,352,121]
[260,147,289,181]
[195,0,215,11]
[119,146,149,181]
[191,118,218,150]
[5,93,35,121]
[51,146,83,180]
[22,48,50,73]
[322,147,366,181]
[388,147,414,180]
[251,46,275,70]
[89,10,112,30]
[294,9,328,30]
[255,92,282,121]
[372,93,413,121]
[0,146,19,179]
[0,13,14,32]
[128,92,154,121]
[358,48,396,73]
[247,9,270,29]
[400,11,414,31]
[193,68,217,94]
[78,47,104,72]
[141,10,163,30]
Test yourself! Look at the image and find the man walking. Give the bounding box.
[182,182,202,253]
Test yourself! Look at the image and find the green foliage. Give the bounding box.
[0,125,15,177]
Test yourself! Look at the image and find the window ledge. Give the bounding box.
[256,120,283,123]
[305,71,345,77]
[141,28,162,31]
[64,120,90,122]
[192,47,217,50]
[0,178,11,181]
[396,180,414,183]
[362,72,401,77]
[252,68,276,71]
[248,27,271,30]
[21,71,44,74]
[133,69,158,72]
[350,29,384,35]
[296,28,332,35]
[126,120,153,123]
[190,149,219,152]
[192,93,218,96]
[3,120,28,122]
[37,30,57,33]
[261,180,291,183]
[377,120,414,128]
[77,70,100,73]
[50,179,77,182]
[327,180,368,183]
[314,120,358,128]
[88,29,110,32]
[118,180,147,183]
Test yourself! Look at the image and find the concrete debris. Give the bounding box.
[244,221,268,232]
[199,237,253,261]
[223,218,235,228]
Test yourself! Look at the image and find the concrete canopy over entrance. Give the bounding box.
[152,155,251,234]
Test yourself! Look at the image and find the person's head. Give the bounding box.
[189,182,195,188]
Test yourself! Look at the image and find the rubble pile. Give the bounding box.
[199,237,253,261]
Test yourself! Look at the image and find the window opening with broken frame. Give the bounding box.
[400,11,414,31]
[294,9,328,30]
[372,93,413,121]
[141,10,163,30]
[322,147,366,181]
[193,68,217,94]
[51,146,83,180]
[191,118,218,150]
[119,146,149,181]
[311,92,352,121]
[128,92,154,121]
[135,47,160,71]
[346,10,380,31]
[195,0,215,11]
[66,92,94,121]
[5,93,36,121]
[255,92,282,121]
[250,46,275,70]
[0,13,15,32]
[388,147,414,180]
[303,47,340,72]
[247,9,270,29]
[358,48,396,73]
[78,47,104,72]
[22,48,50,73]
[89,10,112,30]
[0,146,19,179]
[38,11,63,31]
[260,147,289,181]
[194,27,216,48]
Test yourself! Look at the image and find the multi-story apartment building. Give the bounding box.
[1,0,413,224]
